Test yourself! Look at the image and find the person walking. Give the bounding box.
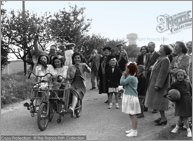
[121,62,141,137]
[87,49,102,90]
[144,42,160,113]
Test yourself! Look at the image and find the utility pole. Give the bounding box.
[22,1,27,75]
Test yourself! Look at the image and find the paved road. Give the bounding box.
[1,80,177,140]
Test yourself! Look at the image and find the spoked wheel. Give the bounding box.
[49,103,55,122]
[74,100,82,118]
[37,103,49,131]
[57,102,66,124]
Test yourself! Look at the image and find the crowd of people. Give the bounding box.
[29,35,192,138]
[86,41,192,138]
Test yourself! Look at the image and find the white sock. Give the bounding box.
[187,128,191,132]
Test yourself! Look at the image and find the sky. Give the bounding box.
[2,1,192,59]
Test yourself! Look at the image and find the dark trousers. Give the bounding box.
[91,69,99,88]
[138,96,145,115]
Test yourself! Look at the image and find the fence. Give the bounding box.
[2,60,30,75]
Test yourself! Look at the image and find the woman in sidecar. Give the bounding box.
[64,52,91,117]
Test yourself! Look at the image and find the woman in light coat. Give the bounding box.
[169,41,190,83]
[145,45,172,126]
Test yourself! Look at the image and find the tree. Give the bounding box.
[104,39,125,56]
[1,4,92,75]
[124,44,140,58]
[79,34,124,60]
[1,40,9,71]
[80,34,108,60]
[48,5,92,51]
[1,9,52,74]
[1,1,10,71]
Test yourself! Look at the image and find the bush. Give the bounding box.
[1,72,34,107]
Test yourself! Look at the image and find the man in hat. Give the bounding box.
[87,49,102,90]
[98,46,113,103]
[116,43,129,62]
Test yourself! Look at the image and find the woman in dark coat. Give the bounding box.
[98,46,112,103]
[136,46,148,66]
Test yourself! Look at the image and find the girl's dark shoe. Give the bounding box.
[90,87,96,90]
[152,109,158,113]
[104,100,109,104]
[144,106,148,112]
[137,114,144,118]
[155,120,167,126]
[154,118,161,123]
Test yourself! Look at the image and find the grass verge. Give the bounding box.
[1,72,34,108]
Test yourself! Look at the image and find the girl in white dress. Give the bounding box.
[120,62,141,137]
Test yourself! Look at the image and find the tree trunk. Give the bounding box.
[23,1,27,75]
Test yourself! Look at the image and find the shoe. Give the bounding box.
[152,109,158,113]
[90,87,96,90]
[126,130,137,137]
[137,114,144,118]
[24,102,30,109]
[171,125,179,133]
[154,118,161,123]
[104,100,109,104]
[187,128,192,137]
[115,103,120,109]
[125,129,133,134]
[155,120,167,126]
[60,109,65,114]
[108,103,113,109]
[68,107,74,118]
[144,107,148,112]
